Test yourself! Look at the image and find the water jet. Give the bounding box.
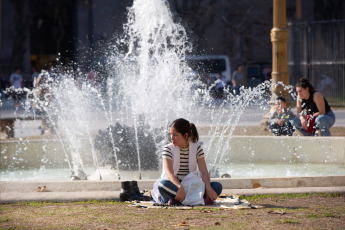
[1,0,344,183]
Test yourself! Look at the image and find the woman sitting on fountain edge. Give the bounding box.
[151,118,222,205]
[291,78,336,136]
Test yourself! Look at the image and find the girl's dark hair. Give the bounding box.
[296,78,315,93]
[170,118,199,143]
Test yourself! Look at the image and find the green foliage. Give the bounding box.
[307,214,318,218]
[86,200,101,204]
[277,219,301,224]
[324,213,340,218]
[195,207,221,212]
[94,119,161,170]
[239,194,277,201]
[25,201,59,207]
[74,200,120,205]
[240,193,343,201]
[0,218,11,223]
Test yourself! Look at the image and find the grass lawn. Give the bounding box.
[1,193,344,229]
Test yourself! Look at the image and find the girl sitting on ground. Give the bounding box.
[151,118,222,205]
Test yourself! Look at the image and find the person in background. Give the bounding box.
[290,78,336,136]
[31,67,39,88]
[215,72,227,97]
[269,96,295,136]
[9,67,23,107]
[151,118,222,205]
[231,64,244,95]
[1,72,8,99]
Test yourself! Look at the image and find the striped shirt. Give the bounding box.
[162,145,204,180]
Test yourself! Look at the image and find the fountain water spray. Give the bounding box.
[1,0,271,180]
[2,0,342,181]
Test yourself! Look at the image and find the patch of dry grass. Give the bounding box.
[1,193,344,229]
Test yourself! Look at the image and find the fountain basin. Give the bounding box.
[1,136,344,170]
[0,138,95,168]
[1,136,344,181]
[201,135,345,164]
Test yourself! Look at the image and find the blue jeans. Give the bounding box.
[290,110,336,136]
[157,179,223,203]
[269,121,294,136]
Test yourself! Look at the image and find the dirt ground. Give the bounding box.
[0,193,344,229]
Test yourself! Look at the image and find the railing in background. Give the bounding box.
[288,20,345,106]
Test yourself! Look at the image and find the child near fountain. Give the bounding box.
[269,96,295,136]
[151,118,222,205]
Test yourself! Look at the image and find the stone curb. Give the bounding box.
[1,176,345,204]
[2,176,345,193]
[1,187,345,204]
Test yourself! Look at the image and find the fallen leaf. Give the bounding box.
[40,186,47,192]
[201,210,212,213]
[268,210,286,215]
[177,221,189,226]
[253,182,261,188]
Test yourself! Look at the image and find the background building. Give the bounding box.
[1,0,344,104]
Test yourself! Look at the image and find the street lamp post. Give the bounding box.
[262,0,290,126]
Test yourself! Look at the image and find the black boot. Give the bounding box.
[131,181,150,201]
[119,181,142,202]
